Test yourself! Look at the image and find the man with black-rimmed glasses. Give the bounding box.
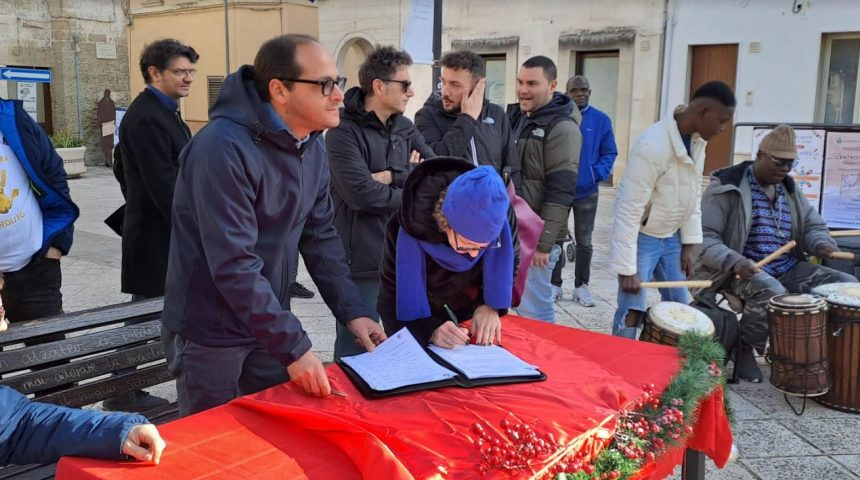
[162,34,387,416]
[325,45,433,360]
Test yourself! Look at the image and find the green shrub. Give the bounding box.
[50,131,85,148]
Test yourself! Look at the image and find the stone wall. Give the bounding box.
[0,0,130,166]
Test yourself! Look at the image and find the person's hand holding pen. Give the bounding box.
[430,304,470,349]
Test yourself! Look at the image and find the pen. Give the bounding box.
[442,303,459,324]
[331,389,348,397]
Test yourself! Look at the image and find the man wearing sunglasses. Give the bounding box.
[696,124,856,382]
[326,45,433,360]
[162,35,386,415]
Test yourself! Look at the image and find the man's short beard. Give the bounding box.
[442,99,461,114]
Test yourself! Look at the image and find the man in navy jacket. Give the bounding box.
[0,386,164,466]
[0,98,78,323]
[163,35,386,416]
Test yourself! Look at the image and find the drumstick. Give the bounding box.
[640,280,713,289]
[831,230,860,238]
[735,240,797,279]
[830,251,855,260]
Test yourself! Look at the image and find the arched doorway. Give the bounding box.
[335,34,374,92]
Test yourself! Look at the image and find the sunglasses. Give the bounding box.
[766,153,798,170]
[452,229,502,253]
[382,79,412,92]
[281,77,347,96]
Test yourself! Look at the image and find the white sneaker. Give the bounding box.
[572,285,596,307]
[551,285,562,303]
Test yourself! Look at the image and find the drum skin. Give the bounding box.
[768,294,830,397]
[641,302,715,347]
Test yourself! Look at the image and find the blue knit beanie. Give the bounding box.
[441,166,510,244]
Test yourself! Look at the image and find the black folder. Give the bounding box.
[337,346,546,399]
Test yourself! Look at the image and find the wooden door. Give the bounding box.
[689,44,738,175]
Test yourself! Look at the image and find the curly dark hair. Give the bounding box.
[440,50,485,78]
[358,46,413,96]
[139,39,199,83]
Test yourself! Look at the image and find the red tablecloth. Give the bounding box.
[57,316,732,479]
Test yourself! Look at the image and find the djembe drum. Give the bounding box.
[811,282,860,413]
[767,294,830,409]
[640,301,715,347]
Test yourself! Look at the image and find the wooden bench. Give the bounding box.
[0,298,177,480]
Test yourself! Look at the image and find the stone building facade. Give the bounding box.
[0,0,130,166]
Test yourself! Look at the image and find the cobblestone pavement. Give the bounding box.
[64,167,859,479]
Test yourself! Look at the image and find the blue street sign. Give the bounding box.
[0,67,51,83]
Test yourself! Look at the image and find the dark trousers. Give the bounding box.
[550,190,599,288]
[571,190,599,287]
[162,326,290,417]
[1,256,63,322]
[334,276,380,361]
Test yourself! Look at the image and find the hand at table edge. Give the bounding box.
[122,423,165,465]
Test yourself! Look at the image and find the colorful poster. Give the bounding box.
[822,131,860,229]
[752,128,825,210]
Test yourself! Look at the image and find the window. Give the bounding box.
[480,54,507,107]
[820,34,860,124]
[572,50,619,126]
[207,76,224,109]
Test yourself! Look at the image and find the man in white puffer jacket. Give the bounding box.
[609,81,735,338]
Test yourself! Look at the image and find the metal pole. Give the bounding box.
[431,0,442,90]
[73,36,83,137]
[224,0,230,75]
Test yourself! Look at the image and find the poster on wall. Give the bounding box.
[751,128,825,210]
[401,0,433,64]
[16,82,38,121]
[821,131,860,229]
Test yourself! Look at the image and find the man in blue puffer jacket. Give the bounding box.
[558,75,617,307]
[0,98,79,323]
[0,385,165,466]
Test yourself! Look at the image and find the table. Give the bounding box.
[57,316,732,479]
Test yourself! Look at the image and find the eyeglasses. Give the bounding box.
[281,77,347,96]
[169,68,197,78]
[382,79,412,92]
[452,229,502,253]
[766,153,798,170]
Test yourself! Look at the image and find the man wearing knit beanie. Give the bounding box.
[696,124,856,382]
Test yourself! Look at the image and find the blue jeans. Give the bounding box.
[334,276,380,361]
[518,244,562,322]
[613,232,688,338]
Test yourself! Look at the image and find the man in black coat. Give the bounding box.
[415,50,521,191]
[110,38,198,411]
[326,46,434,360]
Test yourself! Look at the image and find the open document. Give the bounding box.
[338,329,545,398]
[340,329,458,391]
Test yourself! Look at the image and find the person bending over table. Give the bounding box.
[695,124,856,383]
[377,159,514,348]
[0,385,165,466]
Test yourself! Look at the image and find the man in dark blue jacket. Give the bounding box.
[557,75,617,307]
[163,34,387,416]
[326,46,433,360]
[0,386,165,466]
[0,98,78,323]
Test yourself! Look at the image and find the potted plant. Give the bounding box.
[50,131,87,178]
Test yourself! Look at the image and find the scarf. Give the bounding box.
[395,222,513,321]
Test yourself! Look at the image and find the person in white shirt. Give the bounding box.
[0,97,78,324]
[608,81,735,338]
